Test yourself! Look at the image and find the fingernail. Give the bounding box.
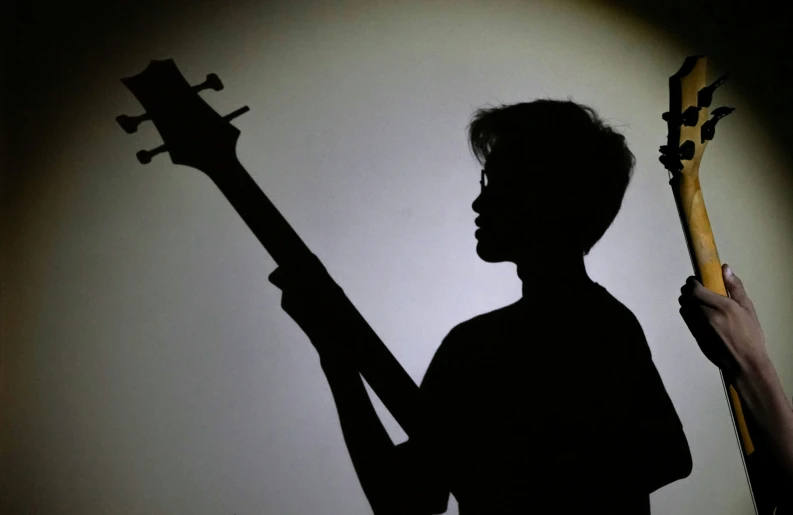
[725,265,733,276]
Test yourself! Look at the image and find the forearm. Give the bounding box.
[320,354,407,513]
[734,355,793,494]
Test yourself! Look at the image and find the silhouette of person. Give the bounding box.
[269,99,692,514]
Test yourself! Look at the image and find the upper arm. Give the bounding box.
[617,313,692,489]
[386,328,464,514]
[392,440,450,514]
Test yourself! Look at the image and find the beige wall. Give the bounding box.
[3,0,793,513]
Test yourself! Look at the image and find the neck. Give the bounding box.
[516,251,592,299]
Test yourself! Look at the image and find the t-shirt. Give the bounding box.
[394,282,689,514]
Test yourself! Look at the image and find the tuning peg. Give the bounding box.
[662,111,682,126]
[192,73,224,92]
[662,111,680,127]
[223,105,250,121]
[698,73,729,108]
[701,106,735,142]
[678,140,695,160]
[135,144,167,164]
[711,106,735,119]
[116,113,150,133]
[658,144,683,173]
[682,106,701,126]
[659,153,683,173]
[662,106,700,128]
[659,142,695,161]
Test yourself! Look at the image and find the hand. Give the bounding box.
[678,264,769,379]
[268,257,348,360]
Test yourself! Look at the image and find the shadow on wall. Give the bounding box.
[121,56,695,512]
[253,99,697,512]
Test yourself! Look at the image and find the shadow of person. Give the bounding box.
[271,99,693,514]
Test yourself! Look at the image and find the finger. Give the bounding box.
[680,276,698,292]
[679,305,727,367]
[679,305,711,352]
[679,301,723,334]
[269,266,313,291]
[683,276,730,309]
[723,264,756,314]
[268,267,285,288]
[680,276,703,298]
[679,303,708,332]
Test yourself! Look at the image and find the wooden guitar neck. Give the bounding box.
[663,55,779,514]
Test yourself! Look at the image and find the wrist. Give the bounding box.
[733,352,788,413]
[735,351,775,385]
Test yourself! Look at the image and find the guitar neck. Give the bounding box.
[670,174,727,295]
[669,173,783,513]
[662,55,779,512]
[670,171,755,453]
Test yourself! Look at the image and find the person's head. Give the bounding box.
[468,99,635,264]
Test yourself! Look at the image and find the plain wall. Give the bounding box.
[3,0,793,513]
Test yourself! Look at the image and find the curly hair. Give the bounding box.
[468,99,635,255]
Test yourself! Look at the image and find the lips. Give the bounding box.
[475,217,485,238]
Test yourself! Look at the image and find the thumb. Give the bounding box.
[268,267,285,289]
[723,264,754,312]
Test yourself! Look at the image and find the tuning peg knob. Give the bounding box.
[223,105,250,121]
[698,73,729,108]
[679,140,696,160]
[662,106,700,128]
[701,106,735,142]
[136,144,167,164]
[681,106,700,126]
[659,142,695,162]
[658,144,684,173]
[662,111,680,127]
[659,153,683,173]
[193,73,224,92]
[116,113,150,133]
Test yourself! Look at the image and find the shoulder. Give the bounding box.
[591,284,652,357]
[434,301,521,356]
[420,301,521,386]
[593,283,642,326]
[447,300,523,339]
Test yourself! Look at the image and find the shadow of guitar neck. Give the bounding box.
[211,157,426,436]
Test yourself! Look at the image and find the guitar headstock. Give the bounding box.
[117,59,249,176]
[660,55,734,180]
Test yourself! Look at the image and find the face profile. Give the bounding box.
[471,143,571,265]
[472,155,518,263]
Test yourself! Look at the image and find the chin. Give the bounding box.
[475,241,511,263]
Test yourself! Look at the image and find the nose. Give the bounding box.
[472,191,483,214]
